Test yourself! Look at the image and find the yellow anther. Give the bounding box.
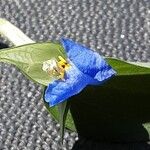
[59,72,65,80]
[42,56,70,80]
[58,56,67,63]
[58,56,70,70]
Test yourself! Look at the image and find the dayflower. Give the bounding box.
[44,38,116,107]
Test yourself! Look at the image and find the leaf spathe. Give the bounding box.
[0,42,66,86]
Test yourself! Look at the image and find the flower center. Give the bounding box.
[42,56,70,79]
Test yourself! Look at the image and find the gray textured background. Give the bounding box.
[0,0,150,149]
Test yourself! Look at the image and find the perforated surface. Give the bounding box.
[0,0,150,149]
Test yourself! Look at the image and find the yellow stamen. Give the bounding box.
[58,56,66,63]
[58,56,70,70]
[57,56,70,79]
[59,72,65,80]
[42,56,70,80]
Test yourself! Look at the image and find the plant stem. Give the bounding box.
[0,18,34,46]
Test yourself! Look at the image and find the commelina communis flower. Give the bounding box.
[43,38,116,107]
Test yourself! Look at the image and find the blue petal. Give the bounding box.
[61,38,116,82]
[44,62,95,107]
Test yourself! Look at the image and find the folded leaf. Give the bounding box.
[0,42,66,86]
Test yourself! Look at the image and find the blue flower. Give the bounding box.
[44,38,116,107]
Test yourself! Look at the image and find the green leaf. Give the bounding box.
[0,42,66,86]
[44,102,76,131]
[57,101,70,143]
[43,96,70,143]
[106,57,150,75]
